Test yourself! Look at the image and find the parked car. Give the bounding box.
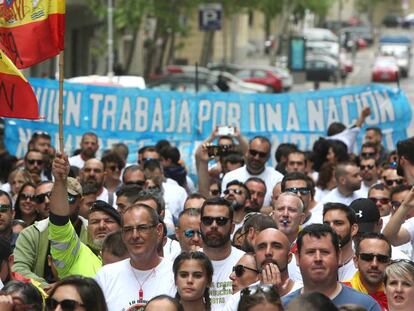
[67,75,146,89]
[147,74,219,93]
[402,13,414,28]
[303,28,339,42]
[378,35,412,77]
[305,54,341,83]
[371,57,400,82]
[382,14,402,27]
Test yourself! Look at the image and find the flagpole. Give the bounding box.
[58,51,64,153]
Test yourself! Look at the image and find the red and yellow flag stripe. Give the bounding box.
[0,0,65,68]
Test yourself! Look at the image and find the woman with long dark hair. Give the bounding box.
[13,182,39,226]
[173,251,213,311]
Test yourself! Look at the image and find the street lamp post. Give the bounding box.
[107,0,114,79]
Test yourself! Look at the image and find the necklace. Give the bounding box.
[130,262,157,301]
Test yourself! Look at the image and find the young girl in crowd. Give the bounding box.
[173,251,213,311]
[145,295,184,311]
[13,182,39,226]
[238,284,284,311]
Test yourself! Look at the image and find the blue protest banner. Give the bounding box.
[4,79,412,181]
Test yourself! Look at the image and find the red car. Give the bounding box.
[372,57,399,82]
[233,68,283,93]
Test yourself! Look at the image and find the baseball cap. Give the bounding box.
[89,200,121,225]
[349,198,380,233]
[67,177,82,196]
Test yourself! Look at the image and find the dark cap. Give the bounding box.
[349,198,380,233]
[88,200,121,225]
[0,236,12,262]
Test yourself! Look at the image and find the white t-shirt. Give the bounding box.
[339,258,357,281]
[288,255,303,283]
[314,186,329,203]
[221,165,284,207]
[163,237,182,262]
[97,187,117,208]
[68,154,85,169]
[210,246,245,311]
[402,217,414,260]
[223,279,303,311]
[320,187,363,206]
[163,180,187,221]
[95,258,176,311]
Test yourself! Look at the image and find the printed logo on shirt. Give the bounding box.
[210,281,233,305]
[124,300,147,311]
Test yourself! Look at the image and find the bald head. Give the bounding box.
[80,158,105,189]
[255,228,290,249]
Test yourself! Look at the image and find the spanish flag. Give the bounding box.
[0,0,65,69]
[0,49,39,119]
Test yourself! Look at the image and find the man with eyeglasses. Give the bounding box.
[48,154,121,280]
[122,165,146,188]
[396,136,414,185]
[175,208,202,253]
[24,149,47,184]
[34,181,53,219]
[359,157,380,198]
[96,204,175,310]
[222,136,284,207]
[69,132,99,169]
[200,197,245,310]
[360,142,380,162]
[343,232,391,310]
[13,177,89,289]
[283,224,381,310]
[323,203,358,281]
[224,180,251,236]
[0,190,17,250]
[224,228,301,311]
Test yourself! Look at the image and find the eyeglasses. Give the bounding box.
[210,189,220,196]
[388,161,398,169]
[384,178,404,187]
[360,164,375,170]
[240,284,276,297]
[224,188,243,195]
[201,216,230,226]
[68,194,79,205]
[27,159,43,165]
[359,253,390,263]
[233,264,259,277]
[20,193,35,201]
[124,180,146,187]
[391,200,402,208]
[32,130,51,139]
[46,298,85,311]
[184,229,202,238]
[361,152,376,158]
[122,223,157,236]
[284,187,311,195]
[0,204,11,212]
[249,149,268,159]
[369,197,390,205]
[34,191,52,204]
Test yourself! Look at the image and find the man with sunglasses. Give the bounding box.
[24,149,47,184]
[122,165,146,187]
[222,136,283,208]
[175,208,202,253]
[0,190,17,250]
[34,181,54,219]
[381,162,406,189]
[343,232,391,310]
[359,157,380,198]
[200,197,245,310]
[368,183,392,226]
[48,154,121,279]
[283,224,381,310]
[69,132,99,169]
[224,180,251,236]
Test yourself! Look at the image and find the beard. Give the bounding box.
[241,237,255,253]
[201,230,230,248]
[230,200,244,212]
[340,230,352,248]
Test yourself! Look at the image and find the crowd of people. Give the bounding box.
[0,111,413,311]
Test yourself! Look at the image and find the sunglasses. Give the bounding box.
[32,130,51,139]
[284,187,311,195]
[34,191,52,204]
[384,178,404,187]
[46,298,85,311]
[27,159,43,165]
[184,229,202,238]
[233,264,259,277]
[20,193,35,201]
[68,194,79,205]
[125,180,146,187]
[0,204,11,212]
[201,216,230,226]
[360,164,375,170]
[369,197,390,205]
[210,189,220,196]
[241,284,276,297]
[249,149,268,159]
[224,188,243,195]
[359,253,390,263]
[361,152,376,158]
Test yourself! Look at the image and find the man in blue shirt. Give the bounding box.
[282,223,381,311]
